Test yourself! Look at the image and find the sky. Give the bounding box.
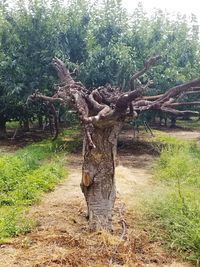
[122,0,200,21]
[7,0,200,23]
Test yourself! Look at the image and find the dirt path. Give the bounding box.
[0,129,197,267]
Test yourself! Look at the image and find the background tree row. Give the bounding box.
[0,0,200,137]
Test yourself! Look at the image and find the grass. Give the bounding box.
[52,126,82,153]
[6,120,20,129]
[176,118,200,130]
[147,135,200,264]
[153,130,190,146]
[0,131,78,241]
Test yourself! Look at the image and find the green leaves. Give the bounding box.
[150,137,200,262]
[0,0,68,124]
[0,0,200,128]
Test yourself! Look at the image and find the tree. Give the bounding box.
[0,0,67,138]
[80,0,134,88]
[28,56,200,231]
[1,0,200,136]
[127,5,200,126]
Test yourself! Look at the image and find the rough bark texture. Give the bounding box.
[38,115,43,129]
[27,56,200,231]
[81,124,120,231]
[23,119,30,132]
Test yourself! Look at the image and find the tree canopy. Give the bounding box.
[0,0,200,137]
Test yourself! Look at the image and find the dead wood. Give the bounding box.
[27,56,200,230]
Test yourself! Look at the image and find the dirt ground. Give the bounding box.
[0,128,199,267]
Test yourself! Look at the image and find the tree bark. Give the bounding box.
[0,119,7,139]
[27,57,200,232]
[38,115,43,129]
[23,119,30,132]
[81,124,120,231]
[170,117,176,127]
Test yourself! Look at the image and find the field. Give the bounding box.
[0,124,199,267]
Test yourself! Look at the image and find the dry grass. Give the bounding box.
[0,200,173,267]
[0,170,190,267]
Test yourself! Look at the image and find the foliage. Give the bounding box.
[79,0,135,88]
[148,137,200,263]
[153,131,191,146]
[129,5,200,95]
[0,140,66,240]
[0,0,200,135]
[0,0,68,133]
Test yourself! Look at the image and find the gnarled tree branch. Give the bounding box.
[130,55,161,90]
[28,57,200,145]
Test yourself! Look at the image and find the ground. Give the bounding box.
[0,127,199,267]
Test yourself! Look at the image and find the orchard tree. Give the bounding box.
[127,5,200,125]
[81,0,134,88]
[0,0,67,137]
[129,5,200,92]
[1,0,200,137]
[28,56,200,231]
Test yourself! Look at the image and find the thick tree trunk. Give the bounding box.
[0,119,7,139]
[28,57,200,233]
[81,124,120,231]
[38,115,43,129]
[171,117,176,127]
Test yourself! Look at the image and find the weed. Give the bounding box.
[0,140,66,241]
[147,135,200,264]
[52,127,82,153]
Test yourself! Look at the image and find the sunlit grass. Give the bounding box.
[0,137,71,241]
[147,135,200,264]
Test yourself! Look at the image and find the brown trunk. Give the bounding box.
[23,119,30,132]
[171,117,176,127]
[81,124,120,231]
[38,115,43,129]
[0,119,7,139]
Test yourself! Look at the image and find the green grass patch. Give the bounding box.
[153,130,191,146]
[148,135,200,264]
[52,127,82,153]
[6,120,19,129]
[0,138,68,241]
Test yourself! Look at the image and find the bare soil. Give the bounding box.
[0,128,199,267]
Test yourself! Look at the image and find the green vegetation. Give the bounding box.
[0,0,200,137]
[6,121,20,129]
[0,0,200,262]
[0,140,66,241]
[149,136,200,264]
[52,128,82,153]
[177,119,200,130]
[153,130,191,146]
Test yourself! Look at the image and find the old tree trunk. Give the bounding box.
[28,56,200,231]
[0,118,7,139]
[81,125,120,231]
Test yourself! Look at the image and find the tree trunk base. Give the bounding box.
[0,120,7,139]
[81,125,120,231]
